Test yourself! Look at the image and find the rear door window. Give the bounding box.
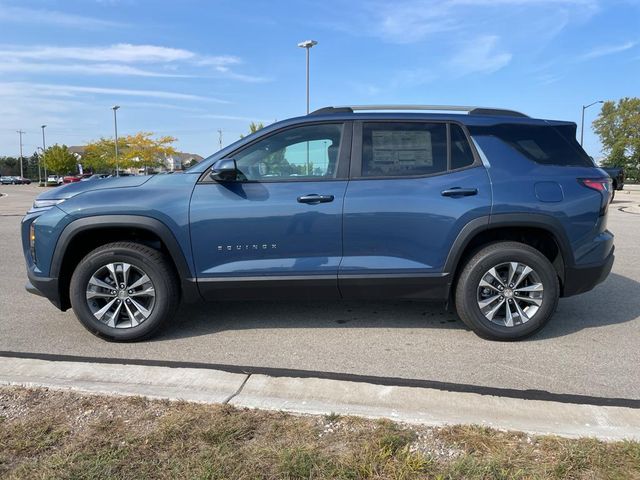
[468,124,593,167]
[361,122,447,177]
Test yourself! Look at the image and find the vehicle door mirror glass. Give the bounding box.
[210,159,239,182]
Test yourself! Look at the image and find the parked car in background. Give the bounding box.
[1,176,15,185]
[47,175,63,185]
[22,105,615,342]
[601,167,624,198]
[63,175,83,184]
[14,176,32,185]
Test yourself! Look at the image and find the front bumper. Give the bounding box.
[562,247,614,297]
[25,268,63,309]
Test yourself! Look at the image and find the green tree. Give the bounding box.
[240,122,265,139]
[42,145,78,175]
[83,137,125,173]
[593,97,640,180]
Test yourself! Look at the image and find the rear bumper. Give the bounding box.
[562,247,614,297]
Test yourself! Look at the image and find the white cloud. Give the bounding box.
[0,82,229,102]
[0,60,191,77]
[0,43,265,81]
[579,41,637,60]
[0,3,123,29]
[448,36,513,75]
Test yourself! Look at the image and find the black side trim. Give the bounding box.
[198,275,339,301]
[51,215,200,304]
[1,351,637,409]
[339,273,450,300]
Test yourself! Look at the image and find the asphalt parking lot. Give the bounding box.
[1,184,639,400]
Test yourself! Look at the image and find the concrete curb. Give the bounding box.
[1,356,639,441]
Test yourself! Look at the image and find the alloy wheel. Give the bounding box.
[476,261,544,327]
[85,262,156,329]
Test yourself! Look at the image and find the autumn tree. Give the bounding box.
[123,132,177,172]
[83,137,126,173]
[42,145,78,175]
[84,133,177,173]
[593,97,640,179]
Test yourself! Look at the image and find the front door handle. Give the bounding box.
[441,187,478,197]
[297,194,335,204]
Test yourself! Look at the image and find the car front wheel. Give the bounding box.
[70,242,180,341]
[455,241,559,341]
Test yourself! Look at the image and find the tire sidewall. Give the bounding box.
[458,245,559,340]
[70,246,173,341]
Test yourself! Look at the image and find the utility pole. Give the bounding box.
[112,105,120,176]
[217,129,223,150]
[41,125,47,186]
[17,130,25,178]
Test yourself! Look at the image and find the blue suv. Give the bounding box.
[22,105,614,341]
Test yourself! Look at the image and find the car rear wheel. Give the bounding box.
[70,242,180,341]
[455,241,559,341]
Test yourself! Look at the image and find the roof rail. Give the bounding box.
[309,105,528,118]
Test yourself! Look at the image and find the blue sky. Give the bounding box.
[0,0,638,159]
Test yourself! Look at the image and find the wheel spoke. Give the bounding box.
[106,263,119,287]
[106,301,124,328]
[88,275,114,291]
[513,299,530,324]
[478,294,501,309]
[121,263,131,289]
[485,299,505,321]
[124,301,140,327]
[517,296,542,306]
[86,290,117,300]
[479,278,500,291]
[93,298,117,321]
[129,297,151,319]
[515,283,544,293]
[506,262,518,286]
[513,265,533,288]
[129,286,155,298]
[128,274,151,290]
[504,301,514,327]
[486,267,505,287]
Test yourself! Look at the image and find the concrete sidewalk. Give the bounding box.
[1,355,638,441]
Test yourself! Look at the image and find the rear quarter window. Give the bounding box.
[468,124,593,167]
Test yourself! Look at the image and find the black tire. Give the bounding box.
[455,241,559,341]
[70,242,180,341]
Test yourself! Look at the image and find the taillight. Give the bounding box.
[578,177,613,214]
[579,178,611,193]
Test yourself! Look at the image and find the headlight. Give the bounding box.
[33,199,65,209]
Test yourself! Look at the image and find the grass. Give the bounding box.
[0,386,639,479]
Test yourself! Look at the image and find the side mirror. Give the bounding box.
[210,158,239,182]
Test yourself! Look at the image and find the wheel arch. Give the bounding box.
[52,215,199,310]
[445,214,573,297]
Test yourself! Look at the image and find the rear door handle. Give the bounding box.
[297,194,335,204]
[441,188,478,197]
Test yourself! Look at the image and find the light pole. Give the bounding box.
[112,105,120,176]
[41,125,47,186]
[17,130,25,178]
[297,40,318,114]
[581,100,603,146]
